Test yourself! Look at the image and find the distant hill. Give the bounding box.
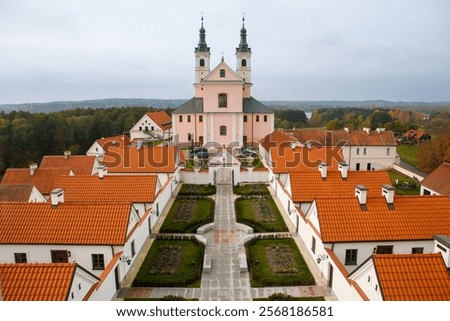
[1,98,449,114]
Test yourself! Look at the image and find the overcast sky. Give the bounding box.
[1,0,449,104]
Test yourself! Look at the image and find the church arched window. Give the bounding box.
[200,59,205,67]
[220,69,226,77]
[220,125,227,136]
[241,59,247,67]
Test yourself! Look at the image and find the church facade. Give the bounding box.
[172,18,274,149]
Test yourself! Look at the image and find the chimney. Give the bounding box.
[64,150,71,159]
[382,184,395,209]
[338,162,349,180]
[50,188,64,208]
[319,162,327,180]
[29,163,38,176]
[355,185,368,210]
[98,166,107,179]
[363,127,371,135]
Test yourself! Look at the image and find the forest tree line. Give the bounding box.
[0,107,448,177]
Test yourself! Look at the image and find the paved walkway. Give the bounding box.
[116,183,332,301]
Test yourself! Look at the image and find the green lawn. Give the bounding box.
[132,239,204,288]
[246,238,315,287]
[397,144,417,167]
[234,184,270,196]
[159,198,215,233]
[235,198,288,232]
[178,184,216,196]
[388,170,420,195]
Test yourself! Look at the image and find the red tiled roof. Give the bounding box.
[40,155,97,175]
[1,168,71,195]
[96,134,130,149]
[316,195,450,243]
[290,171,392,202]
[0,263,76,301]
[420,162,450,196]
[373,253,450,301]
[53,175,157,203]
[102,146,178,173]
[291,129,397,146]
[146,111,172,131]
[259,130,297,151]
[403,129,429,139]
[0,202,131,245]
[0,184,35,202]
[270,146,345,173]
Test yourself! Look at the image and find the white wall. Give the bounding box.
[348,260,383,301]
[67,267,101,301]
[343,146,396,171]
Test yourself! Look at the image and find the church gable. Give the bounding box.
[203,61,243,82]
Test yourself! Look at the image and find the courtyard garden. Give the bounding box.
[178,183,216,196]
[235,197,288,232]
[246,238,315,287]
[388,170,420,195]
[159,197,215,233]
[234,183,270,196]
[132,239,204,288]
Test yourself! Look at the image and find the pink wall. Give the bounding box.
[243,113,274,145]
[203,84,243,113]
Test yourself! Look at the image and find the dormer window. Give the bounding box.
[220,69,226,77]
[200,59,205,67]
[241,59,247,67]
[218,93,227,107]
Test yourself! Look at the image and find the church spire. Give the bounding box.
[236,17,251,53]
[195,16,210,52]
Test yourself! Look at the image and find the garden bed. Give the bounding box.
[159,198,215,233]
[235,197,288,232]
[178,184,216,196]
[132,239,204,288]
[246,238,315,287]
[234,183,270,196]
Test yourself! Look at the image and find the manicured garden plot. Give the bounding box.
[159,198,215,233]
[234,184,270,195]
[246,238,315,287]
[235,197,288,232]
[178,184,216,196]
[132,239,204,288]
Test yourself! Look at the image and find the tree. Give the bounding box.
[416,135,450,173]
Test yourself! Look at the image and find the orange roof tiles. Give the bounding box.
[260,130,297,151]
[96,134,130,149]
[53,175,157,203]
[270,146,345,173]
[421,162,450,196]
[1,167,71,195]
[0,202,131,245]
[373,254,450,301]
[0,263,76,300]
[147,111,172,131]
[102,146,178,173]
[316,195,450,243]
[0,184,35,202]
[290,171,392,202]
[40,155,97,175]
[291,129,397,146]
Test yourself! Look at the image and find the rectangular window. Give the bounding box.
[256,115,260,122]
[363,148,367,155]
[51,250,69,263]
[412,247,424,254]
[199,115,203,123]
[187,115,191,122]
[92,254,105,270]
[356,148,360,155]
[367,163,371,170]
[220,126,227,136]
[14,253,27,263]
[264,115,268,122]
[187,133,192,141]
[311,236,316,254]
[218,93,227,107]
[179,115,183,122]
[131,240,136,257]
[386,147,390,155]
[345,249,358,265]
[356,163,360,171]
[376,245,393,254]
[243,115,247,122]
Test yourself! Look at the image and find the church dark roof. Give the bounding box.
[173,97,273,114]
